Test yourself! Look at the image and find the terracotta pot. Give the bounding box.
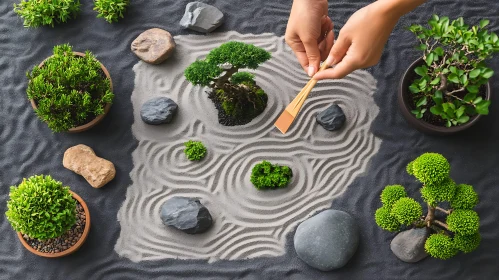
[398,57,491,135]
[29,52,113,133]
[17,190,91,258]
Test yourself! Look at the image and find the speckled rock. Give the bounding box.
[140,97,178,125]
[390,228,429,263]
[131,28,176,64]
[179,2,224,33]
[316,104,346,131]
[160,197,213,234]
[63,144,115,188]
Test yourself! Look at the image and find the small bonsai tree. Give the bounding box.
[5,175,76,240]
[14,0,80,28]
[27,44,114,132]
[184,140,207,161]
[408,15,499,127]
[184,41,271,126]
[250,161,293,190]
[375,153,481,260]
[93,0,129,23]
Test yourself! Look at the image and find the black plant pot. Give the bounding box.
[398,57,491,135]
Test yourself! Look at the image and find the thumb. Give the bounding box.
[303,38,321,77]
[324,33,350,67]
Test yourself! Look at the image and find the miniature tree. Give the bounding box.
[184,41,271,126]
[375,153,480,260]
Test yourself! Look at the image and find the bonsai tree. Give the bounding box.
[375,153,481,260]
[250,161,293,190]
[94,0,129,23]
[184,41,271,126]
[184,140,207,161]
[14,0,80,28]
[27,44,114,132]
[408,15,499,127]
[6,175,76,240]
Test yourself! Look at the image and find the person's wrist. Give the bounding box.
[376,0,426,19]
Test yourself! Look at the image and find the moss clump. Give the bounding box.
[446,209,480,235]
[391,197,423,226]
[374,206,401,232]
[380,185,407,207]
[411,153,450,185]
[184,140,207,161]
[450,184,478,210]
[425,233,458,260]
[250,161,292,190]
[420,178,457,206]
[94,0,129,23]
[14,0,80,28]
[453,232,481,253]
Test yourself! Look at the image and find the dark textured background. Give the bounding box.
[1,0,499,279]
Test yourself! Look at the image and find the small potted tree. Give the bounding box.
[27,44,114,132]
[184,41,271,126]
[398,15,499,134]
[375,153,481,260]
[5,175,91,257]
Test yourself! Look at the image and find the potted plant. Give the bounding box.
[184,41,271,126]
[375,153,481,260]
[5,175,91,257]
[27,44,114,133]
[13,0,81,28]
[398,15,499,134]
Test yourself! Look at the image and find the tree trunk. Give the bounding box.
[216,67,238,86]
[424,203,435,227]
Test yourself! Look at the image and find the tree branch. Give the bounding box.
[436,206,452,215]
[433,220,449,230]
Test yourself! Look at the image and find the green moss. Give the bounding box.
[380,185,407,207]
[231,72,255,85]
[450,184,478,210]
[184,140,207,161]
[406,160,415,175]
[425,233,458,260]
[250,161,292,190]
[453,232,481,253]
[420,178,457,206]
[447,209,480,235]
[221,101,236,116]
[390,197,423,226]
[411,153,450,185]
[374,206,401,232]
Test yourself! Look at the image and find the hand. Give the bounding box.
[285,0,334,77]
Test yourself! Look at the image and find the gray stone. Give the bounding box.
[294,210,359,271]
[390,228,429,263]
[160,197,212,234]
[179,2,224,33]
[131,28,176,64]
[316,104,346,131]
[140,97,178,125]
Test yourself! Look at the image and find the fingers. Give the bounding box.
[314,55,359,80]
[318,17,334,61]
[303,37,321,77]
[325,33,350,67]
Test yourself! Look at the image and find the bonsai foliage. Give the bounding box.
[184,42,271,125]
[14,0,80,28]
[94,0,129,23]
[184,140,207,161]
[375,153,481,260]
[408,15,499,127]
[250,161,293,190]
[5,175,76,240]
[27,44,114,132]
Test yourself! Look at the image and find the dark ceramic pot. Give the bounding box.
[398,57,491,135]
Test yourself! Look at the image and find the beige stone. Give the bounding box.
[131,28,176,64]
[63,144,116,188]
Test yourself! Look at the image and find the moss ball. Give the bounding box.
[390,197,423,226]
[411,153,450,185]
[453,232,481,253]
[447,209,480,235]
[425,233,458,259]
[450,184,478,210]
[374,206,400,232]
[420,178,457,206]
[380,185,407,207]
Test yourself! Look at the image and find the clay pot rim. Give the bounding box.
[398,57,491,135]
[16,190,91,258]
[29,51,113,133]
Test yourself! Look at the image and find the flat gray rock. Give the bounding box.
[140,97,178,125]
[179,2,224,33]
[160,197,213,234]
[294,209,359,271]
[316,104,346,131]
[390,227,429,263]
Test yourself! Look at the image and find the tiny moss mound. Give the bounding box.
[250,161,292,190]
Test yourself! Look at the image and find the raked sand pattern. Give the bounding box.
[115,31,381,263]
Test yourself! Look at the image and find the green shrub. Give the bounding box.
[184,140,207,161]
[93,0,129,23]
[374,206,400,232]
[231,72,255,85]
[27,44,114,132]
[420,178,457,206]
[380,185,407,207]
[5,175,76,240]
[406,160,415,175]
[250,161,292,190]
[453,232,481,253]
[447,209,480,235]
[424,233,458,259]
[450,184,478,210]
[411,153,450,185]
[14,0,80,28]
[408,15,499,127]
[391,197,423,226]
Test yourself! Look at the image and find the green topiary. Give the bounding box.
[5,175,76,240]
[231,72,255,85]
[424,233,458,260]
[391,197,423,226]
[450,184,478,210]
[420,178,457,206]
[453,232,481,253]
[27,44,114,132]
[184,140,207,161]
[446,209,480,235]
[411,153,450,185]
[375,206,401,232]
[250,161,292,190]
[406,160,415,175]
[93,0,129,23]
[14,0,80,28]
[380,185,407,207]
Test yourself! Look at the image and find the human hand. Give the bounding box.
[285,0,334,77]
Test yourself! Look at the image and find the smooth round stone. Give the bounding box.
[140,97,178,125]
[316,104,346,131]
